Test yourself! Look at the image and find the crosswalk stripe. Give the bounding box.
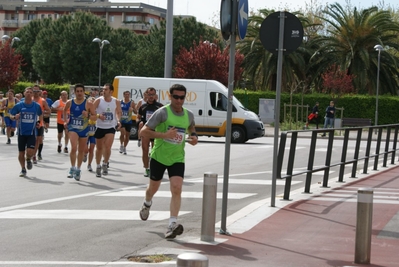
[98,191,256,199]
[0,210,191,220]
[190,178,302,185]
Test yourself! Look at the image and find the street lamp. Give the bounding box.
[1,35,20,47]
[374,44,383,132]
[92,38,110,90]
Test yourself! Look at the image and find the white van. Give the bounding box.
[112,76,265,143]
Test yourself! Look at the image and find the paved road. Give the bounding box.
[0,128,387,266]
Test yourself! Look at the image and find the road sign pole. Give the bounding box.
[271,12,286,207]
[220,0,238,235]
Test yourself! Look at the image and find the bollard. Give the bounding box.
[176,253,208,267]
[201,172,218,242]
[354,188,374,264]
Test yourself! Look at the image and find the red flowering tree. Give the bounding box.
[0,42,23,90]
[174,40,244,87]
[321,64,356,97]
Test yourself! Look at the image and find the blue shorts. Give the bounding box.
[87,136,96,144]
[4,117,16,128]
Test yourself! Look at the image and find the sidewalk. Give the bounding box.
[171,165,399,267]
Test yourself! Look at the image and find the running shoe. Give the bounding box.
[102,164,108,175]
[139,202,151,221]
[87,164,93,172]
[74,169,81,181]
[19,169,27,177]
[38,155,42,160]
[26,159,33,170]
[137,139,141,147]
[83,154,87,163]
[44,127,48,133]
[10,130,14,137]
[57,145,61,153]
[96,166,101,177]
[64,147,68,153]
[33,156,38,164]
[144,168,150,177]
[119,145,123,153]
[123,147,127,155]
[67,167,74,178]
[6,138,10,144]
[165,222,184,239]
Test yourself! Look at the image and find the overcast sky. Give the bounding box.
[149,0,398,26]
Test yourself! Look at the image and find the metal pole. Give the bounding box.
[98,46,103,90]
[201,172,218,242]
[176,253,208,267]
[271,11,285,207]
[164,0,173,78]
[220,0,238,235]
[354,188,373,264]
[375,49,381,133]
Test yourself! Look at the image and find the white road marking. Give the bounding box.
[0,261,175,265]
[0,210,191,220]
[190,178,302,185]
[98,191,256,199]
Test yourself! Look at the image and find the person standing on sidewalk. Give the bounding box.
[1,89,19,144]
[119,91,135,155]
[321,101,335,137]
[93,83,122,177]
[139,84,198,239]
[9,87,43,177]
[63,84,96,181]
[137,88,163,177]
[51,91,70,153]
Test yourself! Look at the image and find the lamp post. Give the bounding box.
[1,35,20,47]
[92,38,110,90]
[374,44,383,133]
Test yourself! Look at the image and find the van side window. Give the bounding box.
[210,92,227,111]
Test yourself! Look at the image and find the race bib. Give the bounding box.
[71,118,84,129]
[145,110,154,121]
[21,112,35,123]
[121,110,129,120]
[165,126,185,145]
[103,112,114,121]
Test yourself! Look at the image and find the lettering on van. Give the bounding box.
[128,88,197,103]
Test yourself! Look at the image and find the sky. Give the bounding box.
[146,0,398,26]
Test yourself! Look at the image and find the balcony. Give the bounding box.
[120,23,151,31]
[2,20,19,28]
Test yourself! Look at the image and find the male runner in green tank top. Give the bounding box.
[139,84,198,239]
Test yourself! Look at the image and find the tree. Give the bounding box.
[174,40,244,87]
[321,64,356,97]
[0,42,24,90]
[237,9,313,91]
[311,4,399,95]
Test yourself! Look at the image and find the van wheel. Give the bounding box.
[129,124,138,140]
[231,126,246,143]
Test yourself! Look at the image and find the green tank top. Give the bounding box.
[152,104,190,166]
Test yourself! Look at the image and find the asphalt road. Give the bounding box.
[0,128,383,266]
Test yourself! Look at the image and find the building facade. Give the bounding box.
[0,0,167,36]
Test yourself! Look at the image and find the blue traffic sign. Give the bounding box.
[237,0,248,40]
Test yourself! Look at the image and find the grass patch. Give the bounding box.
[128,254,173,263]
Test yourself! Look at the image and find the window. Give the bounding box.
[109,15,114,22]
[148,18,154,25]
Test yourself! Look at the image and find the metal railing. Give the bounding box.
[277,124,399,200]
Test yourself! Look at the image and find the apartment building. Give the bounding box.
[0,0,167,36]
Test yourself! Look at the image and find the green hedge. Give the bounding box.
[234,89,399,125]
[12,82,70,102]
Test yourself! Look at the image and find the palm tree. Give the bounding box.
[237,9,314,92]
[310,3,399,95]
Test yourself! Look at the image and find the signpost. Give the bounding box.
[259,12,304,207]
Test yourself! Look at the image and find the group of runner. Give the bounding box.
[5,83,199,240]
